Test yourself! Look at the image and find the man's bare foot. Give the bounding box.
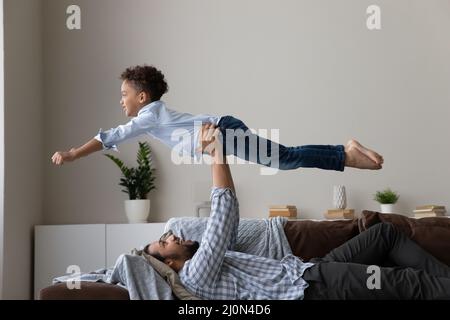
[346,139,384,165]
[345,142,382,170]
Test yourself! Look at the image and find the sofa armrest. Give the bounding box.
[39,282,130,300]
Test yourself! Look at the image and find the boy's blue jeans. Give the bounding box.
[217,115,345,171]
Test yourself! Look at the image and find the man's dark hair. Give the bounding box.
[120,65,169,102]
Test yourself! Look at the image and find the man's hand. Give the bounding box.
[199,124,234,192]
[198,123,221,156]
[51,148,77,165]
[197,124,237,193]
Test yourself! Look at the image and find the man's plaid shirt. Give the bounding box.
[179,187,314,300]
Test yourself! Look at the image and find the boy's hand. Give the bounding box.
[51,148,77,165]
[197,123,220,156]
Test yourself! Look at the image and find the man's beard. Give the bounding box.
[183,241,200,257]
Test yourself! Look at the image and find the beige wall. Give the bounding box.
[0,0,4,299]
[43,0,450,226]
[2,0,44,299]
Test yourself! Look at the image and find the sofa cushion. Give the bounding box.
[39,282,129,300]
[283,219,360,262]
[360,210,450,266]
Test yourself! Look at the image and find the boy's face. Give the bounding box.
[120,80,150,117]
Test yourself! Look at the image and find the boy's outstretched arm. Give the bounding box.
[51,139,102,165]
[51,111,157,166]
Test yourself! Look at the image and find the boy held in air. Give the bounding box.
[52,65,383,172]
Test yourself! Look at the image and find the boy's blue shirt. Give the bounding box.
[94,100,221,157]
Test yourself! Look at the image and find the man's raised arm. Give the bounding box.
[181,124,239,288]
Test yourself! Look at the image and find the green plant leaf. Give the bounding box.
[104,141,156,201]
[373,188,400,204]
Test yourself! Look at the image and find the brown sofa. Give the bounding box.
[38,210,450,300]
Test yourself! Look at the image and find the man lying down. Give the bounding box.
[145,124,450,300]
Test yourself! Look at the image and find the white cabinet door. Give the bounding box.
[34,224,106,299]
[106,223,166,267]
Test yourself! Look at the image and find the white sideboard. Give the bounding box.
[106,223,167,267]
[34,223,166,299]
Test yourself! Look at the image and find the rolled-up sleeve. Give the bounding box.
[94,113,157,151]
[182,187,239,288]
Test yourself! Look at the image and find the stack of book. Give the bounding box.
[269,205,298,218]
[413,205,447,218]
[324,209,355,220]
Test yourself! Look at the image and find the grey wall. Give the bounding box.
[2,0,44,299]
[43,0,450,226]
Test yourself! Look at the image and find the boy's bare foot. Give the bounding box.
[345,142,382,170]
[346,139,384,165]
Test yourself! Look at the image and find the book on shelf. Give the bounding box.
[269,207,297,218]
[413,208,446,214]
[324,209,355,219]
[415,205,446,210]
[269,205,296,209]
[414,212,446,218]
[327,208,354,213]
[269,212,297,218]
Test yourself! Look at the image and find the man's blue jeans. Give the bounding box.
[217,115,345,171]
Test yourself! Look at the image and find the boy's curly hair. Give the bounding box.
[120,65,169,102]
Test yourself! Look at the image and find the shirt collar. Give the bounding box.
[137,100,162,116]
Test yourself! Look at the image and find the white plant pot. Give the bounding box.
[125,199,150,223]
[380,204,395,214]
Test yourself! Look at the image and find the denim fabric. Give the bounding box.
[218,115,345,171]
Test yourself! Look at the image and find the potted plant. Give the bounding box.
[105,142,156,223]
[373,188,399,213]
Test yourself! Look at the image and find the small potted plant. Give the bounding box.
[105,142,156,223]
[373,188,399,213]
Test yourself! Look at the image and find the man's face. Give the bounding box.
[120,80,148,117]
[147,230,199,263]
